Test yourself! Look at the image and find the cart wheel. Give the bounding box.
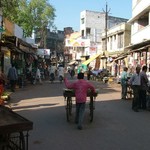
[20,132,26,150]
[126,86,133,100]
[89,97,94,122]
[66,97,72,122]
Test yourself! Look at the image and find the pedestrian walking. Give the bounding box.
[49,64,56,82]
[7,64,18,92]
[35,67,42,84]
[129,66,141,112]
[69,65,75,79]
[58,64,64,82]
[64,72,95,130]
[87,66,92,80]
[139,65,149,110]
[120,67,128,100]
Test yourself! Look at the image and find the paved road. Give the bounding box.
[9,78,150,150]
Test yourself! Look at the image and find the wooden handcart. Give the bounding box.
[63,89,98,122]
[0,105,33,150]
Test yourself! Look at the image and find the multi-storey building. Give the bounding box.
[35,29,64,52]
[65,10,129,70]
[64,27,74,37]
[80,10,128,53]
[35,28,65,65]
[79,10,128,70]
[101,23,131,75]
[126,0,150,68]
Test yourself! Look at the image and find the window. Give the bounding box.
[81,30,84,37]
[138,12,149,30]
[110,36,112,50]
[81,18,85,24]
[102,39,105,51]
[114,35,116,40]
[86,28,91,35]
[117,33,124,48]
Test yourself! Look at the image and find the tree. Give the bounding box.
[2,0,56,37]
[0,0,19,11]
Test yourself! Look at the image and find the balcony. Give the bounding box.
[131,25,150,44]
[132,1,150,18]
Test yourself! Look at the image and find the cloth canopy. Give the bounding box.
[82,54,100,66]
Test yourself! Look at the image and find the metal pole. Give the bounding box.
[105,1,108,52]
[105,2,108,69]
[103,1,110,69]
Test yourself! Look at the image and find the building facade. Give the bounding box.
[0,17,37,89]
[101,22,131,75]
[35,28,65,66]
[126,0,150,69]
[80,10,128,53]
[78,10,129,70]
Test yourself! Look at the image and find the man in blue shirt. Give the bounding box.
[7,64,18,92]
[121,67,128,100]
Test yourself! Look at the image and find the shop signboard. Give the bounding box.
[37,49,50,56]
[3,18,14,36]
[65,38,90,47]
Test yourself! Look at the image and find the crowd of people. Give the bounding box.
[0,63,66,93]
[120,65,150,112]
[34,63,65,84]
[1,62,150,129]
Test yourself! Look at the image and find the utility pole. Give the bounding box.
[0,1,3,72]
[0,0,3,39]
[103,0,110,69]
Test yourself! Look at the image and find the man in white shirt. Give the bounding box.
[58,65,64,82]
[129,66,141,112]
[35,67,42,84]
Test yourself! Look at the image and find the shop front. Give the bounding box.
[125,39,150,69]
[1,46,11,75]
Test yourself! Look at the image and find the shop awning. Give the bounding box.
[12,47,22,53]
[82,53,100,66]
[114,55,127,61]
[125,39,150,50]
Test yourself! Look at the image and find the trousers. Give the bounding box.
[75,102,85,127]
[132,85,140,110]
[121,84,127,99]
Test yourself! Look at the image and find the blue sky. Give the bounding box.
[49,0,132,31]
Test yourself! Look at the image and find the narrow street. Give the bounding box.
[9,77,150,150]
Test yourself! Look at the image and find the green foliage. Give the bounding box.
[2,0,56,37]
